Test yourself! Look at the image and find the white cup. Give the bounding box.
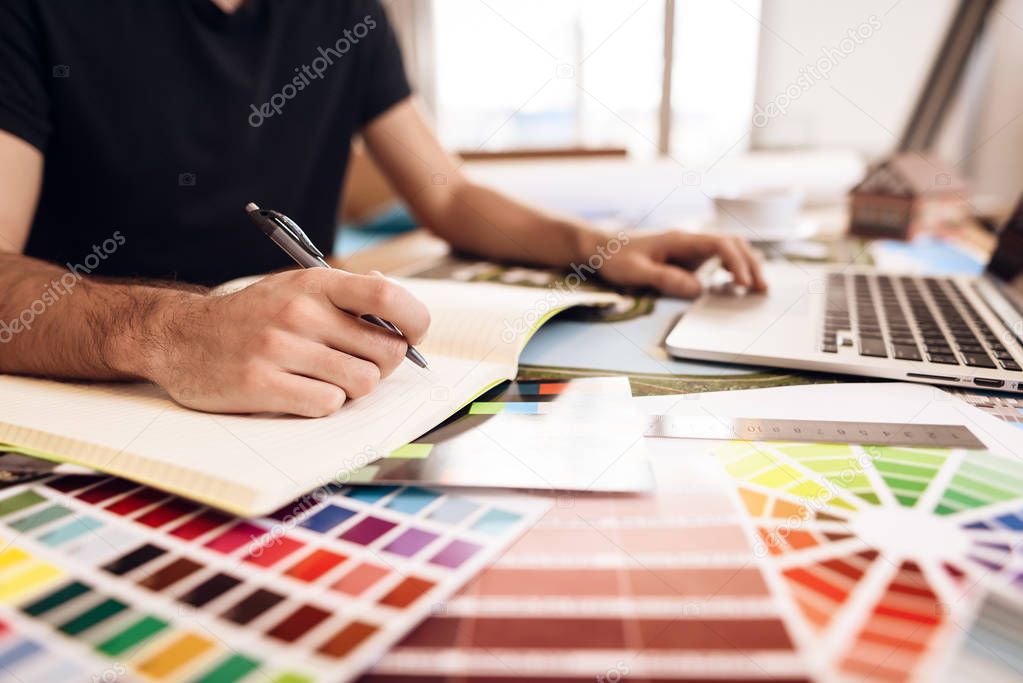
[713,189,803,233]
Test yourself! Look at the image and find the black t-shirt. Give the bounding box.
[0,0,411,286]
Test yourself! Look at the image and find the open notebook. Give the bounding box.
[0,279,620,515]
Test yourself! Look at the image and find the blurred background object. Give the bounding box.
[345,0,1023,247]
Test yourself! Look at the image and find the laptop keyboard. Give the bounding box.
[822,273,1021,371]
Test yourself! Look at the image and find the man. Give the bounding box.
[0,0,765,417]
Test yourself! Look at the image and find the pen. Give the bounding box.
[245,202,428,369]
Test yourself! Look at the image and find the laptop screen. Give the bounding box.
[986,196,1023,294]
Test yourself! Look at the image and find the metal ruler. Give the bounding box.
[646,416,986,449]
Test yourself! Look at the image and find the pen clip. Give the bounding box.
[268,211,325,259]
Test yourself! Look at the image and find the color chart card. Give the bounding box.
[954,591,1023,681]
[713,440,1023,681]
[467,376,632,415]
[349,376,653,493]
[355,413,654,493]
[366,438,813,682]
[0,475,547,682]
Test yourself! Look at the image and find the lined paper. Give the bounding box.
[0,280,618,515]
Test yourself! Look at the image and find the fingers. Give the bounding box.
[311,309,408,379]
[735,239,767,291]
[631,260,703,298]
[253,370,348,418]
[280,341,383,399]
[706,236,752,289]
[318,270,431,344]
[241,328,388,415]
[271,296,408,378]
[667,234,763,290]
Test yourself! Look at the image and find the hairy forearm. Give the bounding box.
[429,181,609,268]
[0,253,203,380]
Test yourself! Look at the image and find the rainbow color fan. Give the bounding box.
[715,440,1023,682]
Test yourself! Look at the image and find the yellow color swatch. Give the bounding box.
[0,561,63,603]
[137,633,215,679]
[389,444,433,459]
[0,545,31,572]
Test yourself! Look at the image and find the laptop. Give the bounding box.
[665,200,1023,393]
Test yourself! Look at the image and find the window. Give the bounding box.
[431,0,762,161]
[670,0,761,161]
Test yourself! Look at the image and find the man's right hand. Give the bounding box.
[124,269,430,417]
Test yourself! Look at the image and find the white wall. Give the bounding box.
[751,0,956,155]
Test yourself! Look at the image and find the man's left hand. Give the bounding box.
[595,230,768,298]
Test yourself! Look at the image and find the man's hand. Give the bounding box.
[594,231,767,298]
[130,269,430,417]
[361,101,768,301]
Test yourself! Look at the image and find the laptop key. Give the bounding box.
[859,338,888,358]
[1000,359,1021,371]
[928,353,959,365]
[892,345,923,361]
[962,353,996,369]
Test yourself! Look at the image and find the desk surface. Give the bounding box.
[330,224,994,397]
[344,226,1022,683]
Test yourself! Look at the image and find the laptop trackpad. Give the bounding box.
[668,264,819,355]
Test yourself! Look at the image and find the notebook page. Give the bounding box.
[402,278,622,364]
[0,280,619,515]
[0,355,504,515]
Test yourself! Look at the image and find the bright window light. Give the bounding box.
[431,0,762,161]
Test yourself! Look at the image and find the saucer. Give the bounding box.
[697,218,819,242]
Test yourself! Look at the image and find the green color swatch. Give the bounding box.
[22,581,90,617]
[59,598,127,635]
[10,505,73,533]
[936,450,1023,515]
[97,615,168,656]
[192,654,260,683]
[0,489,45,517]
[864,445,947,508]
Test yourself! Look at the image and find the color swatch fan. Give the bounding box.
[715,440,1023,681]
[0,475,546,682]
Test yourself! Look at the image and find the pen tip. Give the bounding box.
[245,202,260,213]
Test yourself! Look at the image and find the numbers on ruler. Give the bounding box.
[650,417,981,448]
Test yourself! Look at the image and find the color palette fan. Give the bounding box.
[714,439,1023,681]
[368,431,1023,682]
[366,436,813,681]
[0,475,546,682]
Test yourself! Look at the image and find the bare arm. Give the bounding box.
[362,99,766,297]
[0,129,430,416]
[360,100,598,268]
[0,130,190,379]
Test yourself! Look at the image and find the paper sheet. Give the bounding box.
[0,279,619,515]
